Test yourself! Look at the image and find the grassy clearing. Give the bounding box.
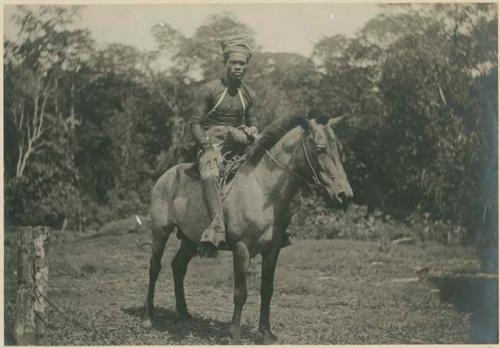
[5,224,493,345]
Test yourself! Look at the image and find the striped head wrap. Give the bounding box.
[220,34,252,60]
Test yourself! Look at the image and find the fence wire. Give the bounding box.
[34,287,94,332]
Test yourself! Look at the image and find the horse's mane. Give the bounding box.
[244,114,307,167]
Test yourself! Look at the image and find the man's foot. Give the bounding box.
[200,225,218,245]
[200,218,225,248]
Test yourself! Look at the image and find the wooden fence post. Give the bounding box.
[14,227,36,345]
[34,226,51,342]
[14,226,51,345]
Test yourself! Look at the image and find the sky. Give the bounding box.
[4,3,380,56]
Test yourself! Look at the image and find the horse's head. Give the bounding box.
[299,116,353,209]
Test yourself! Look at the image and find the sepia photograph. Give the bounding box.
[3,1,498,345]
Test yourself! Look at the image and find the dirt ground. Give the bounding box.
[4,228,497,345]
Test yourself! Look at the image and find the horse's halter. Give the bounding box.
[300,136,324,188]
[265,134,328,190]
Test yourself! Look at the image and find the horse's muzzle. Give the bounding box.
[324,190,352,210]
[336,191,351,204]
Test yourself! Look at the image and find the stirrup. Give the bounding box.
[200,223,225,247]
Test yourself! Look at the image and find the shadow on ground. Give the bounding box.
[430,274,498,343]
[123,306,257,344]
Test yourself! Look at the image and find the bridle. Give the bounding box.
[264,135,326,190]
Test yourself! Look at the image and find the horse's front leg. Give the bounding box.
[171,238,198,319]
[229,241,250,344]
[258,245,281,344]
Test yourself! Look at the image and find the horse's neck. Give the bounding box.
[244,127,305,206]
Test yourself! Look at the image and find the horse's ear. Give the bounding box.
[297,117,311,132]
[328,116,346,129]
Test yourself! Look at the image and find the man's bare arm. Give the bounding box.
[190,85,212,146]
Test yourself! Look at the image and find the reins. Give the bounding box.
[217,132,328,205]
[264,135,326,190]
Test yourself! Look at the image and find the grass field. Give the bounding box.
[4,227,497,345]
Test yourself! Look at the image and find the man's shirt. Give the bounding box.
[190,78,256,145]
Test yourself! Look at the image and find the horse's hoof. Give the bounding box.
[142,318,153,329]
[230,338,242,345]
[176,309,192,320]
[261,331,278,345]
[229,329,242,345]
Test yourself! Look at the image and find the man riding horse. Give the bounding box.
[190,35,290,251]
[145,38,353,340]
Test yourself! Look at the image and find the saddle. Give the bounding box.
[183,149,247,183]
[182,125,250,181]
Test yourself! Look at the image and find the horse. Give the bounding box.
[142,113,353,344]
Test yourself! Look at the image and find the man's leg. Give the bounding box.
[199,148,225,248]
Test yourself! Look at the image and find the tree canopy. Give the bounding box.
[4,4,497,244]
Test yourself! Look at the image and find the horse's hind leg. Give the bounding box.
[142,226,172,328]
[171,238,198,319]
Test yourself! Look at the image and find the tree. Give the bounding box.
[176,12,256,80]
[310,3,497,238]
[4,5,94,225]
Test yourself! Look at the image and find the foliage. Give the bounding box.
[311,3,497,243]
[4,4,497,246]
[290,196,466,245]
[4,5,93,225]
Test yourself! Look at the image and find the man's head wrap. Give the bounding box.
[220,34,252,61]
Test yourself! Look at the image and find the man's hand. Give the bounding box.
[229,128,250,145]
[243,126,259,137]
[241,126,260,143]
